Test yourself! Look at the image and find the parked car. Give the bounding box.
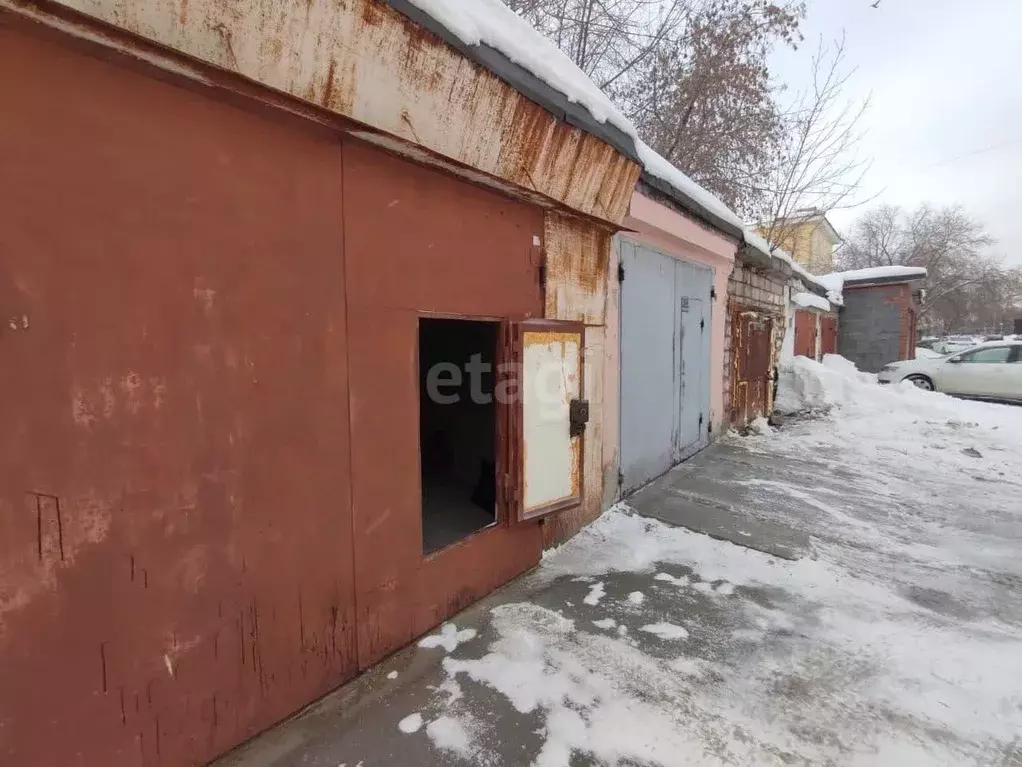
[917,337,939,350]
[932,335,980,355]
[878,341,1022,402]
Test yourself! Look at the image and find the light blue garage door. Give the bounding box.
[619,238,713,494]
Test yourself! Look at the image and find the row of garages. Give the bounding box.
[0,1,917,765]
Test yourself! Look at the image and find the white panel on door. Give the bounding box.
[519,323,584,519]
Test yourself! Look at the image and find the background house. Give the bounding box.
[757,210,843,275]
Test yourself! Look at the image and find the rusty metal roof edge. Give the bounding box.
[384,0,641,166]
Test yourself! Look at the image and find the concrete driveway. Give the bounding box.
[217,389,1022,766]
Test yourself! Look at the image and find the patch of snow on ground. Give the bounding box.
[639,622,689,640]
[437,678,462,702]
[419,623,477,652]
[442,603,723,766]
[425,715,473,756]
[626,591,644,605]
[398,713,423,734]
[592,618,616,630]
[386,670,398,680]
[653,572,689,587]
[582,581,605,606]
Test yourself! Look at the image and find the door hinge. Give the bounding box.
[618,263,625,282]
[710,286,717,300]
[700,318,705,331]
[707,420,713,435]
[699,413,704,429]
[538,264,547,290]
[617,469,624,488]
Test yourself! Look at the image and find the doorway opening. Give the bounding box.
[418,317,499,554]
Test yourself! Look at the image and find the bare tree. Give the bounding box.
[627,0,804,214]
[838,204,1015,334]
[757,36,872,248]
[504,0,806,213]
[503,0,690,88]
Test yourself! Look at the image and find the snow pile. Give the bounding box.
[405,0,632,137]
[773,354,878,414]
[792,291,831,312]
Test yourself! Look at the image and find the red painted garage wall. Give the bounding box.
[0,24,357,766]
[341,141,546,669]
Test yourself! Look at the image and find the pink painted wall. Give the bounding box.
[602,191,739,508]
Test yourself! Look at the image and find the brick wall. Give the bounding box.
[837,283,913,372]
[724,258,788,428]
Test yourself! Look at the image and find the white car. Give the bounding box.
[878,342,1022,402]
[931,336,981,355]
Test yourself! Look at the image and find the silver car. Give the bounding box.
[878,342,1022,402]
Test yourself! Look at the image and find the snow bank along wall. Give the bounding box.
[0,2,640,764]
[604,187,738,504]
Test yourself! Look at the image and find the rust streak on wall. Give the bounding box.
[543,211,612,325]
[7,0,639,224]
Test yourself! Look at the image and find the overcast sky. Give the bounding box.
[770,0,1022,264]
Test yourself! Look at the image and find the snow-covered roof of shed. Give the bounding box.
[820,266,928,290]
[391,0,757,241]
[793,292,832,313]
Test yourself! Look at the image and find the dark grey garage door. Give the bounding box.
[619,238,713,494]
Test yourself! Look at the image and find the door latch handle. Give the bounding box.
[569,399,589,437]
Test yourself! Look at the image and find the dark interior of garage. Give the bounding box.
[418,317,499,553]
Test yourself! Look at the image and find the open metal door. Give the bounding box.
[504,319,586,521]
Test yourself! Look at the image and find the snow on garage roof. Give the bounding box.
[395,0,638,149]
[742,230,835,300]
[820,266,928,290]
[793,292,832,312]
[390,0,763,242]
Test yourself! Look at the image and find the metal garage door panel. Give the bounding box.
[675,261,712,461]
[619,240,678,493]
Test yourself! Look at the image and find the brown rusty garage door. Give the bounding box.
[794,309,817,359]
[730,307,774,427]
[1,26,359,766]
[820,315,839,356]
[341,141,545,669]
